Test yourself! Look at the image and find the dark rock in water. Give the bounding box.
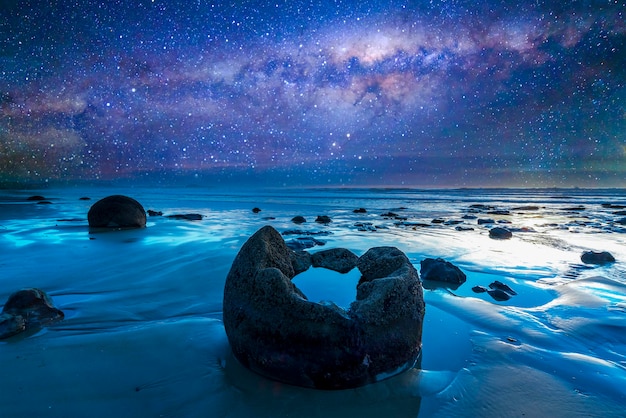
[420,258,466,285]
[223,226,424,390]
[472,285,488,293]
[79,196,91,201]
[355,222,377,232]
[26,195,46,201]
[0,288,64,339]
[497,219,512,224]
[602,203,626,209]
[147,210,163,217]
[455,226,474,231]
[487,209,510,215]
[0,313,26,339]
[353,208,367,213]
[311,248,359,273]
[478,218,495,225]
[511,205,540,211]
[487,289,511,301]
[581,250,615,265]
[291,215,306,224]
[431,218,445,224]
[315,215,332,224]
[381,211,398,218]
[166,213,203,221]
[290,250,312,275]
[489,280,517,295]
[469,204,495,210]
[285,237,326,250]
[489,227,512,239]
[462,214,477,219]
[252,207,261,213]
[613,210,626,216]
[615,217,626,225]
[87,195,146,229]
[37,201,52,205]
[444,220,463,225]
[282,229,332,236]
[563,206,585,211]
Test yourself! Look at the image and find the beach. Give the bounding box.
[1,186,625,417]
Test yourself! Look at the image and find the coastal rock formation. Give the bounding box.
[581,250,615,265]
[223,226,425,389]
[291,215,306,224]
[166,213,203,221]
[420,258,466,285]
[87,195,146,229]
[311,248,359,273]
[0,288,64,339]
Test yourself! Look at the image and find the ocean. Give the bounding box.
[1,186,625,417]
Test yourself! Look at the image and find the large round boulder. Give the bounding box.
[581,250,615,265]
[87,195,146,229]
[223,226,425,389]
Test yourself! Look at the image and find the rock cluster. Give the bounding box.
[223,226,424,389]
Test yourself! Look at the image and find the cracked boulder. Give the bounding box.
[223,225,425,389]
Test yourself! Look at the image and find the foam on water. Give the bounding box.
[1,187,625,417]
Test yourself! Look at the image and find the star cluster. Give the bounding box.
[1,0,624,187]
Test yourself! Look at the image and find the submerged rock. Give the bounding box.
[489,280,517,295]
[0,288,64,339]
[353,208,367,213]
[87,195,146,229]
[420,258,466,285]
[26,195,47,201]
[472,285,488,293]
[487,289,511,301]
[581,251,616,265]
[223,226,424,390]
[166,213,203,221]
[315,215,332,224]
[147,210,163,216]
[285,237,326,250]
[311,248,359,273]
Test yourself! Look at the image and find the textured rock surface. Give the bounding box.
[0,288,64,339]
[310,248,358,273]
[87,195,146,229]
[581,250,615,265]
[420,258,466,284]
[489,227,512,239]
[223,226,425,389]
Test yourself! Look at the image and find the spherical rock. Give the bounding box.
[311,248,358,273]
[87,195,146,229]
[581,250,615,265]
[420,258,466,284]
[223,226,424,390]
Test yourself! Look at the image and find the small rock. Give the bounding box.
[0,288,64,339]
[166,213,203,221]
[381,212,398,218]
[472,285,488,293]
[252,207,262,213]
[315,215,332,224]
[26,195,47,201]
[478,218,495,225]
[487,289,511,301]
[489,227,512,239]
[581,251,615,265]
[512,205,539,211]
[147,210,163,216]
[420,258,466,284]
[353,208,367,213]
[489,280,517,295]
[455,226,474,231]
[79,197,91,201]
[291,216,306,224]
[286,237,326,250]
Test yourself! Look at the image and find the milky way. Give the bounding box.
[1,0,624,187]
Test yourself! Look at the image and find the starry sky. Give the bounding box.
[1,0,624,188]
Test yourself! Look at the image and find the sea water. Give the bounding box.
[0,186,625,417]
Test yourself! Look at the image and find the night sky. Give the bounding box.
[1,0,624,188]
